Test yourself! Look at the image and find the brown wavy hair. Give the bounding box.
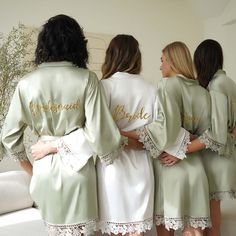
[101,34,141,79]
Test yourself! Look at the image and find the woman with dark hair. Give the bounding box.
[0,14,122,236]
[181,39,236,236]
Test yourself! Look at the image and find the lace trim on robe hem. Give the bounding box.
[137,127,161,158]
[8,150,28,162]
[99,136,128,165]
[199,132,224,153]
[99,217,153,235]
[175,130,191,159]
[210,190,236,200]
[45,219,97,236]
[155,215,211,231]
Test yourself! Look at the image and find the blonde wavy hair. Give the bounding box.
[162,41,195,80]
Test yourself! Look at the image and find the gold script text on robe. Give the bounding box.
[112,104,150,123]
[29,100,81,116]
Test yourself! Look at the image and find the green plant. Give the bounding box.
[0,24,37,128]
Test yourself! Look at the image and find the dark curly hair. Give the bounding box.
[35,14,88,68]
[101,34,141,79]
[194,39,223,88]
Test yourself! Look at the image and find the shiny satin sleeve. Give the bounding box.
[0,83,29,162]
[138,78,183,158]
[83,72,122,164]
[199,90,235,156]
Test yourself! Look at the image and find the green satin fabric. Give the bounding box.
[1,61,121,159]
[147,75,211,224]
[147,75,210,147]
[201,70,236,197]
[0,61,121,225]
[206,70,236,155]
[30,155,97,224]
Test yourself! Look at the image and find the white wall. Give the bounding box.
[0,0,204,85]
[0,0,204,171]
[203,0,236,81]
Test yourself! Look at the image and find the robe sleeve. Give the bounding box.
[82,72,123,164]
[199,90,234,156]
[221,133,236,157]
[0,83,29,162]
[55,75,125,168]
[138,79,186,158]
[56,128,95,171]
[164,128,190,159]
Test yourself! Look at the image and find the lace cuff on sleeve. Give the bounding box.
[199,132,224,153]
[9,150,29,162]
[56,134,94,172]
[218,133,236,157]
[99,136,128,165]
[164,129,191,160]
[137,127,161,158]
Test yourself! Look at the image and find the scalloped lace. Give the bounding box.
[99,136,128,165]
[9,150,28,162]
[56,138,92,171]
[46,219,97,236]
[155,215,211,231]
[175,130,191,159]
[137,127,161,158]
[99,218,153,235]
[210,190,236,200]
[2,127,36,162]
[199,132,224,153]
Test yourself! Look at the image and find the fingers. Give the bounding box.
[160,156,173,165]
[232,126,236,139]
[30,141,47,160]
[159,152,168,159]
[120,130,138,139]
[120,130,127,136]
[159,155,179,166]
[127,138,144,150]
[189,133,198,141]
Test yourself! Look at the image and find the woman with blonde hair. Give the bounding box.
[123,41,211,236]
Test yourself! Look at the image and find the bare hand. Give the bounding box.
[126,138,144,150]
[31,141,55,160]
[232,126,236,139]
[159,152,180,166]
[190,133,198,141]
[120,130,138,139]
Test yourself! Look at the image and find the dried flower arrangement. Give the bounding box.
[0,24,37,129]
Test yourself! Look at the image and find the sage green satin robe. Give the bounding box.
[139,75,211,230]
[200,70,236,199]
[0,62,122,233]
